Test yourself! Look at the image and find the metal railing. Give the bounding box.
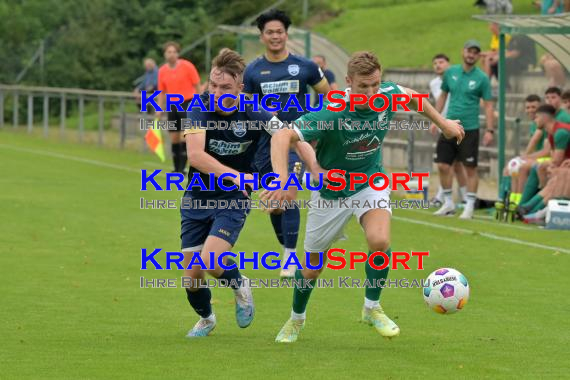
[0,84,136,148]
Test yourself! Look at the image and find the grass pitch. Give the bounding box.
[1,131,569,379]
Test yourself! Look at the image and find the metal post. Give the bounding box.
[40,40,45,85]
[497,31,506,196]
[98,97,104,146]
[514,118,521,157]
[43,94,49,137]
[60,93,66,137]
[303,0,309,20]
[78,95,84,143]
[27,93,33,133]
[305,31,311,58]
[119,97,126,149]
[13,92,19,128]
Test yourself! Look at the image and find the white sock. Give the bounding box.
[291,310,306,320]
[202,313,216,323]
[364,297,379,309]
[443,188,453,207]
[459,186,467,202]
[283,248,297,270]
[435,186,443,201]
[465,192,476,210]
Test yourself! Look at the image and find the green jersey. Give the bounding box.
[441,64,493,131]
[555,109,570,123]
[528,121,545,152]
[294,81,405,199]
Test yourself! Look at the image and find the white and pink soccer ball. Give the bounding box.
[507,157,525,176]
[423,268,470,314]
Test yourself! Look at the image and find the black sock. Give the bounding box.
[178,142,188,172]
[270,213,285,246]
[171,143,180,172]
[217,258,242,290]
[185,287,212,318]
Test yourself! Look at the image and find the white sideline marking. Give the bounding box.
[392,216,570,254]
[0,144,141,173]
[408,208,536,231]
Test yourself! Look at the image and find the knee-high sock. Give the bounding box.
[521,193,545,214]
[498,176,512,201]
[281,206,300,250]
[216,258,242,290]
[270,213,285,246]
[185,287,212,318]
[520,166,540,204]
[178,142,188,172]
[292,269,315,314]
[171,142,180,172]
[365,249,392,302]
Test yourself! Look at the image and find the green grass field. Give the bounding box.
[315,0,537,68]
[2,131,569,379]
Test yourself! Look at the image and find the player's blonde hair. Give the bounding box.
[347,51,382,78]
[211,48,246,81]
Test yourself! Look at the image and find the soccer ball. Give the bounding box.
[507,157,525,176]
[423,268,469,314]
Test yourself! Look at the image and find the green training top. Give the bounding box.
[441,64,493,131]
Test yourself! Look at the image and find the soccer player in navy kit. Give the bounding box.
[244,9,330,278]
[181,48,317,338]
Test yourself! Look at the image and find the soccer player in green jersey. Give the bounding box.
[264,51,464,343]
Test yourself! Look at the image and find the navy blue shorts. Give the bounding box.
[180,198,250,250]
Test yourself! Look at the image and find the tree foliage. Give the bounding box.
[0,0,330,90]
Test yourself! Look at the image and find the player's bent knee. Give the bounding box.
[367,236,390,253]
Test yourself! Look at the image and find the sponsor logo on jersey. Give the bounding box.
[233,121,247,137]
[209,139,253,155]
[260,70,271,75]
[288,64,300,76]
[260,80,300,94]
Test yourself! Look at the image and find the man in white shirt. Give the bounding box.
[429,54,468,206]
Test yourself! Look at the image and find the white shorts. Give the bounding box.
[304,186,392,252]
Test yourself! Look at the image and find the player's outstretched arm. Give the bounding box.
[271,128,299,181]
[402,86,465,143]
[186,132,253,195]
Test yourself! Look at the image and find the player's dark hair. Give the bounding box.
[347,51,382,78]
[163,41,181,53]
[525,94,541,103]
[536,104,556,117]
[432,53,449,62]
[562,90,570,101]
[545,86,562,96]
[211,48,246,80]
[254,9,291,32]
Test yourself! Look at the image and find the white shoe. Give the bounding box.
[235,276,254,328]
[433,202,456,216]
[459,207,474,219]
[186,314,216,338]
[280,266,296,279]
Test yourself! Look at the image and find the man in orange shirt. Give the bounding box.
[157,41,201,173]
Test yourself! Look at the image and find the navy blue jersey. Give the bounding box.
[243,54,324,122]
[185,103,274,200]
[323,69,336,85]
